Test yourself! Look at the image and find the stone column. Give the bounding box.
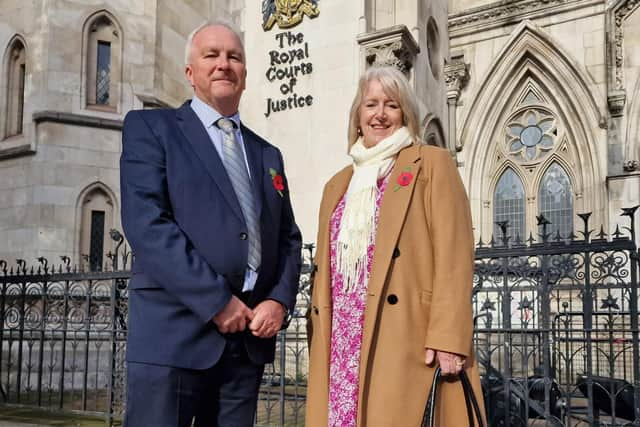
[444,53,468,156]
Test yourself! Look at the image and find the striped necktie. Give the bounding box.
[217,118,261,271]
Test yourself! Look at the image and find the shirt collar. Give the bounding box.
[190,95,241,129]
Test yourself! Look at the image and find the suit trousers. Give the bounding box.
[124,335,265,427]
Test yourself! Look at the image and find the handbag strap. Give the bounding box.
[460,369,485,427]
[421,367,485,427]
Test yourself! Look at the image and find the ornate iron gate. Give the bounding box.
[474,210,640,426]
[0,232,131,425]
[0,211,638,426]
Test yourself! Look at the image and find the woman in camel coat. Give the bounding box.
[305,66,485,427]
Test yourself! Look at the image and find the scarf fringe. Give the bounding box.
[335,127,413,293]
[336,186,377,292]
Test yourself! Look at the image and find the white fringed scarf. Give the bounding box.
[336,127,413,292]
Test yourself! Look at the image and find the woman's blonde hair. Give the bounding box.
[347,66,421,147]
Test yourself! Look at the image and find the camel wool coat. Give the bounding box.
[306,144,486,427]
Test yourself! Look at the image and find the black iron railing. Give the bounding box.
[0,210,638,426]
[474,209,640,426]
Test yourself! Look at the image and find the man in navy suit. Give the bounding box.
[120,20,302,427]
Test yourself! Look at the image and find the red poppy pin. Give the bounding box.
[269,168,284,197]
[393,167,413,192]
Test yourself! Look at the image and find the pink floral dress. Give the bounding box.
[327,176,389,427]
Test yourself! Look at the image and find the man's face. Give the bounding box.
[185,25,247,115]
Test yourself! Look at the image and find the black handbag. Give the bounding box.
[421,367,485,427]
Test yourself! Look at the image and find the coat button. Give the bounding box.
[239,232,248,240]
[392,247,401,258]
[313,306,319,314]
[387,294,398,305]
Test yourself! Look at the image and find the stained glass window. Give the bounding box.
[506,109,556,162]
[17,64,24,134]
[493,169,526,241]
[89,210,105,271]
[5,39,26,137]
[96,41,111,105]
[539,163,573,238]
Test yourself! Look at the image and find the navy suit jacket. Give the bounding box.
[120,101,302,369]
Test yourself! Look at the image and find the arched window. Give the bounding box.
[539,163,573,238]
[3,37,26,138]
[83,12,121,110]
[79,186,114,271]
[493,168,526,241]
[486,82,577,241]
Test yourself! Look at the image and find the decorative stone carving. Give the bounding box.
[444,54,469,97]
[623,159,639,172]
[449,0,565,31]
[612,0,640,90]
[607,89,626,117]
[357,25,420,75]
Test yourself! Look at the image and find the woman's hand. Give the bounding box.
[425,348,466,375]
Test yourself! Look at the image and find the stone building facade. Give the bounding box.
[0,0,214,265]
[0,0,638,265]
[449,0,640,241]
[0,0,448,265]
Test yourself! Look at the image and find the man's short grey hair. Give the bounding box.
[184,19,245,66]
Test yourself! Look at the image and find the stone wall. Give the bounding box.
[0,0,199,263]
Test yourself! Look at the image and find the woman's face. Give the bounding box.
[358,79,404,148]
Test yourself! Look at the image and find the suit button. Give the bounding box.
[313,306,319,315]
[392,247,401,258]
[387,294,398,305]
[239,232,248,240]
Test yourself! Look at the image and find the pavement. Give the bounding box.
[0,407,115,427]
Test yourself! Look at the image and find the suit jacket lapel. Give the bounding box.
[176,103,244,223]
[359,144,422,377]
[240,123,264,218]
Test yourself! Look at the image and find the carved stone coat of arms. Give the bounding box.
[262,0,320,31]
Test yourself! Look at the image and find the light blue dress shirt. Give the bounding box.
[190,96,258,292]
